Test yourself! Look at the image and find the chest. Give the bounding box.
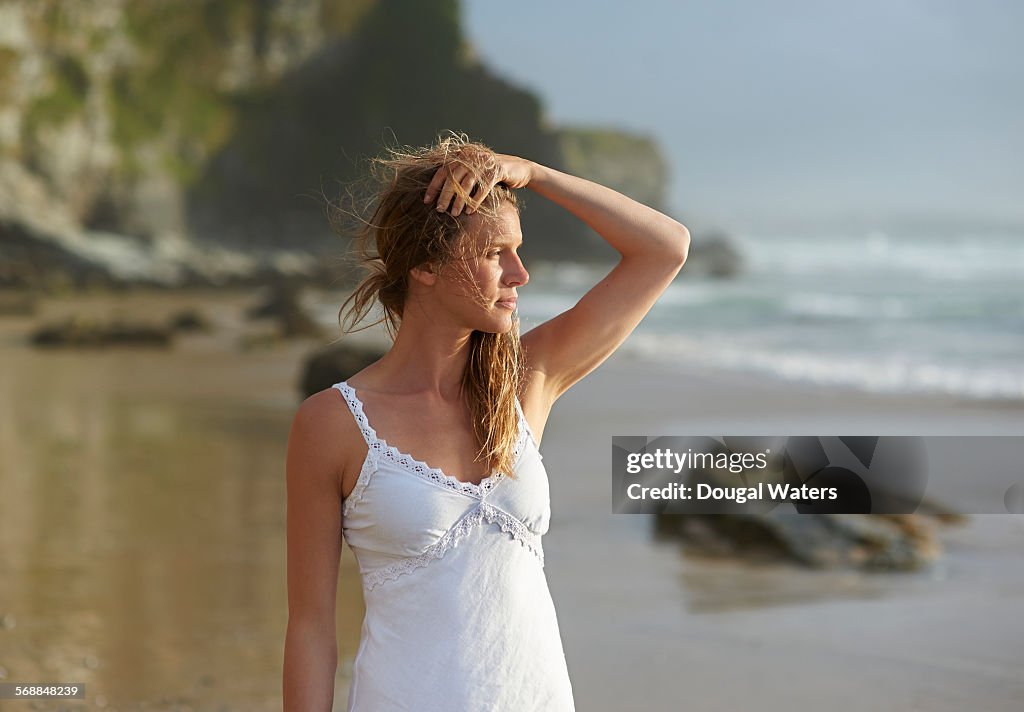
[344,431,553,554]
[353,394,492,484]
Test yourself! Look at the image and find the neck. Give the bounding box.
[371,305,475,402]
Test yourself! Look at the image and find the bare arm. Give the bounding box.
[283,394,345,711]
[424,149,690,430]
[519,160,690,403]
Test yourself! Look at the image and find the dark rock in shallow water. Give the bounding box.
[103,319,175,347]
[247,281,323,338]
[30,316,173,348]
[299,341,387,399]
[168,308,212,332]
[652,448,965,571]
[0,219,116,291]
[683,230,744,279]
[654,509,961,571]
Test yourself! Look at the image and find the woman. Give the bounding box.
[283,133,690,711]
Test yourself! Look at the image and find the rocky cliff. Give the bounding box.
[0,0,680,287]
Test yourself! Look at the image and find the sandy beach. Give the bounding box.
[542,353,1024,712]
[3,0,1023,706]
[1,287,1021,711]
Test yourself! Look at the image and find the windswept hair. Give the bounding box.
[330,132,526,479]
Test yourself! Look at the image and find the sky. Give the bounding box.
[463,0,1023,235]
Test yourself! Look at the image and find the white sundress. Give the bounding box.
[333,381,576,712]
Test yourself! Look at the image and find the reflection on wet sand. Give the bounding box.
[3,288,1023,711]
[0,289,364,711]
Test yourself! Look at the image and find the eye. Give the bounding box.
[487,249,501,258]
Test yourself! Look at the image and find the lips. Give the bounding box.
[496,298,518,310]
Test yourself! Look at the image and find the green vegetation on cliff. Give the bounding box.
[557,127,669,211]
[23,55,88,133]
[0,47,22,100]
[4,0,676,268]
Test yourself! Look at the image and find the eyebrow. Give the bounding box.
[491,236,524,248]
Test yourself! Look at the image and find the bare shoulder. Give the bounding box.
[284,387,360,628]
[288,387,367,500]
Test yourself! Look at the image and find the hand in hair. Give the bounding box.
[424,153,534,217]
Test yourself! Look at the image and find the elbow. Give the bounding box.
[670,224,691,265]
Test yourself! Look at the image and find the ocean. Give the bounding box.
[518,229,1024,401]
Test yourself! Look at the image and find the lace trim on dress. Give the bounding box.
[363,506,486,590]
[362,501,545,591]
[342,447,378,518]
[480,501,545,564]
[513,396,541,452]
[334,382,530,499]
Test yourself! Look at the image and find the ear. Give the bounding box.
[409,262,437,287]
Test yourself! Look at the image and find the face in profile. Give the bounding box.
[430,201,530,334]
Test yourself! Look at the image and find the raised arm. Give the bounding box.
[424,150,690,429]
[283,393,346,712]
[517,160,690,403]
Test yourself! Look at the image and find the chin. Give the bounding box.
[476,313,516,335]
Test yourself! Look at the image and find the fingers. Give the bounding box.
[423,163,488,216]
[435,167,464,214]
[450,172,480,217]
[468,161,501,214]
[423,166,448,204]
[466,177,498,214]
[423,159,499,217]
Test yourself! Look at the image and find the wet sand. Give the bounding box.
[544,354,1024,712]
[0,288,348,711]
[1,288,1021,711]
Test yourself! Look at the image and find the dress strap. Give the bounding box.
[333,381,378,448]
[514,396,540,449]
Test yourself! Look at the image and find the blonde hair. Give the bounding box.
[333,132,526,479]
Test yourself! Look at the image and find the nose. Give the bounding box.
[503,254,529,287]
